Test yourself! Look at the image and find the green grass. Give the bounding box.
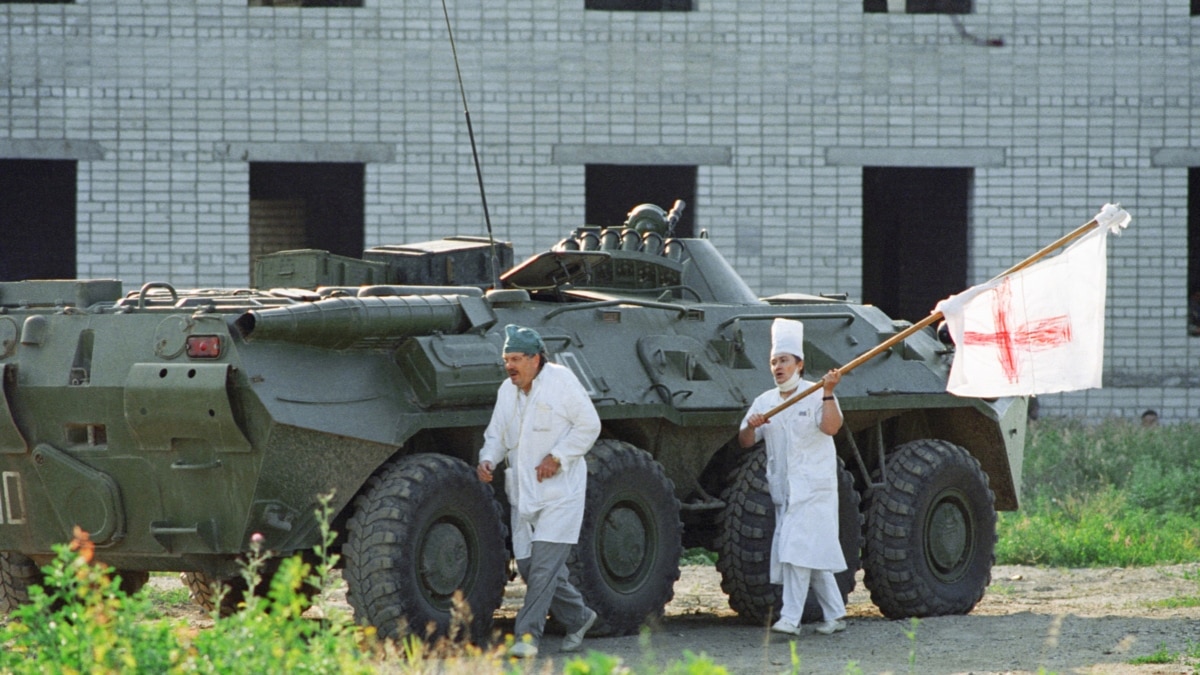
[997,419,1200,567]
[680,547,718,566]
[1128,642,1176,665]
[1148,568,1200,609]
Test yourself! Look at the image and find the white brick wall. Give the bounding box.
[1,0,1197,422]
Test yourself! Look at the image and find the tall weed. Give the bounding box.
[1022,419,1200,511]
[0,495,381,674]
[1000,419,1200,566]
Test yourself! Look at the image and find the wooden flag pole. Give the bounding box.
[761,214,1106,421]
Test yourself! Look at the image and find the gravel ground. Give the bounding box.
[499,563,1200,674]
[152,562,1200,674]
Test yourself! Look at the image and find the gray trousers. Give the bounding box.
[513,541,591,644]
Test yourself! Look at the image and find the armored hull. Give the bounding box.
[0,214,1026,637]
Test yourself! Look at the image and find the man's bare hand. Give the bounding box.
[536,454,560,482]
[477,460,494,483]
[823,368,842,394]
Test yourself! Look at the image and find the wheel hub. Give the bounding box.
[926,490,973,581]
[420,520,469,598]
[601,504,647,582]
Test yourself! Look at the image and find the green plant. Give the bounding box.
[999,420,1200,568]
[997,488,1200,566]
[0,494,383,674]
[680,548,718,566]
[1128,642,1176,665]
[1022,419,1200,512]
[904,617,920,674]
[0,527,181,673]
[563,649,728,675]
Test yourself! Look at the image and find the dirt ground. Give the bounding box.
[155,562,1200,674]
[545,564,1200,675]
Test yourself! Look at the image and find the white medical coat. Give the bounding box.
[479,362,601,560]
[742,382,847,581]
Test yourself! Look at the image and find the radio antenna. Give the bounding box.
[440,0,501,289]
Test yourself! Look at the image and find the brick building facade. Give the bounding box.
[1,0,1198,421]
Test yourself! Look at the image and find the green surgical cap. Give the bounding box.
[503,324,546,355]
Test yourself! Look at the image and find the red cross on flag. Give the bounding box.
[935,204,1130,397]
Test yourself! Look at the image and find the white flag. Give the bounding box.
[934,205,1130,397]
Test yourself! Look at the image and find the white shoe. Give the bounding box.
[815,619,846,635]
[509,641,539,658]
[770,619,801,636]
[560,608,598,652]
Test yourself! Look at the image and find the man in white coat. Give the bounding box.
[477,324,601,658]
[738,318,848,637]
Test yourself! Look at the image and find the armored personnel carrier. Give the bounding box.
[0,203,1026,640]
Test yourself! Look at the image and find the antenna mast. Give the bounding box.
[440,0,501,289]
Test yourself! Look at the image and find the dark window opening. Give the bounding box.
[0,160,77,281]
[1194,0,1200,17]
[862,167,970,323]
[248,0,361,7]
[249,162,364,276]
[1188,168,1200,336]
[865,0,972,13]
[585,165,696,238]
[586,0,693,11]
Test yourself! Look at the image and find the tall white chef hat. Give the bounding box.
[770,318,804,361]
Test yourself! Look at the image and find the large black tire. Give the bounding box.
[0,552,41,614]
[182,570,246,616]
[863,439,996,618]
[565,439,682,636]
[116,570,150,596]
[0,552,147,614]
[182,555,317,617]
[344,453,507,643]
[715,450,863,625]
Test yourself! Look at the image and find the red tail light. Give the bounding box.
[186,335,222,358]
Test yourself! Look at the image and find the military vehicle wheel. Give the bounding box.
[566,440,682,636]
[344,453,507,642]
[116,570,150,596]
[863,439,996,618]
[182,570,246,616]
[715,451,862,625]
[183,553,321,616]
[0,552,42,613]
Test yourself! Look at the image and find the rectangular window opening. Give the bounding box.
[248,0,362,7]
[1188,168,1200,336]
[249,162,365,281]
[865,0,972,14]
[586,0,693,11]
[585,164,697,238]
[862,167,971,323]
[0,159,77,281]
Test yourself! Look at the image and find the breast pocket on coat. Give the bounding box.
[531,403,554,431]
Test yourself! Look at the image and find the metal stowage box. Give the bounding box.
[0,279,123,308]
[363,236,514,288]
[252,249,387,289]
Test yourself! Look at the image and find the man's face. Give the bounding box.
[503,352,541,392]
[769,353,801,385]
